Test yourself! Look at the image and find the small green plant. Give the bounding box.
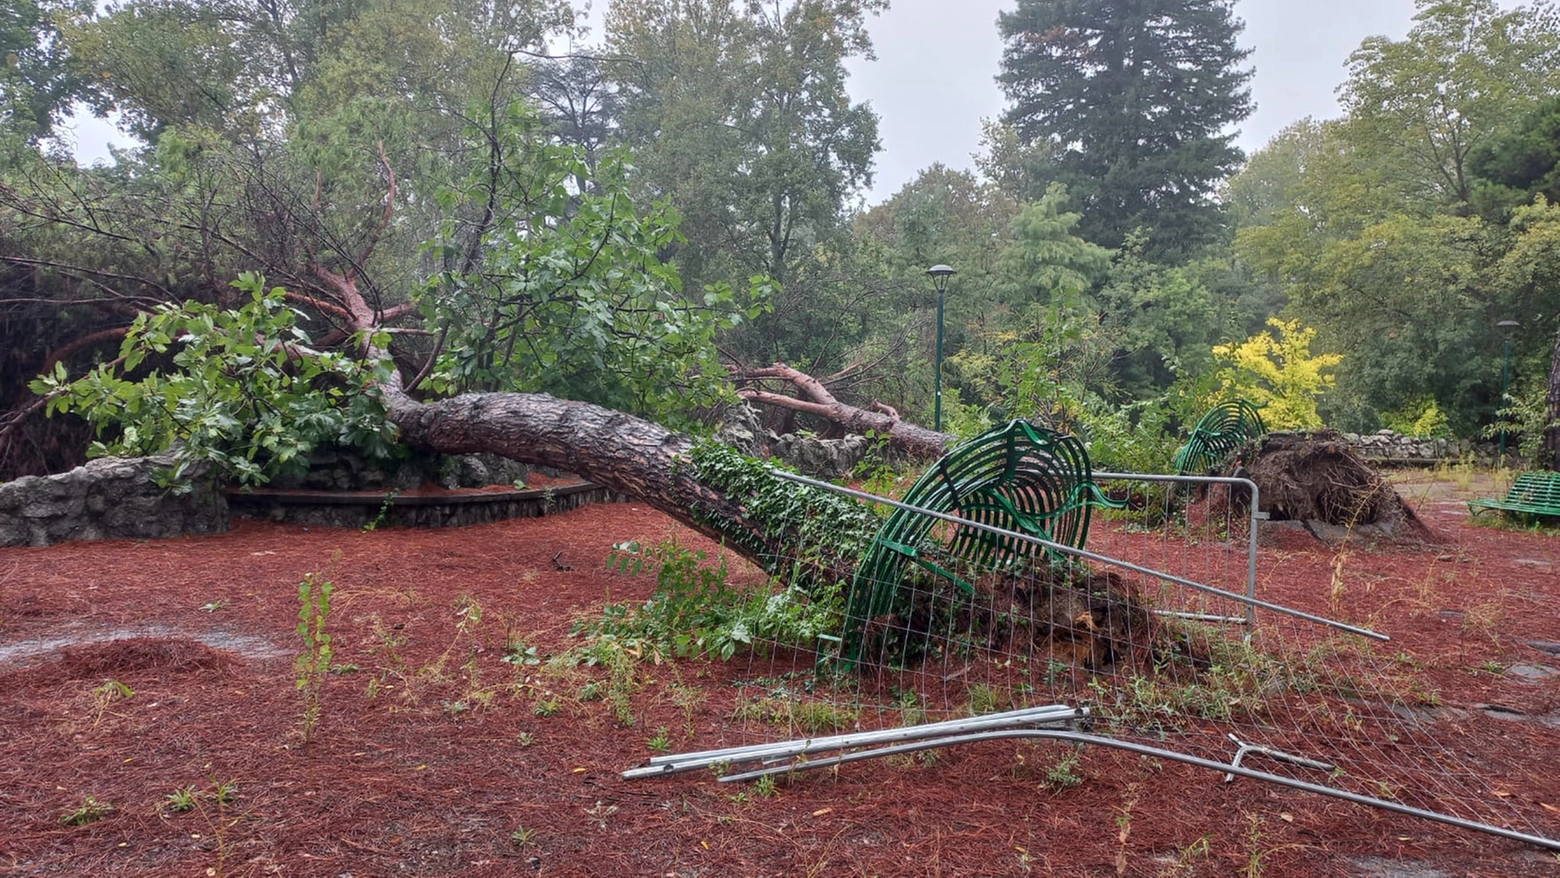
[502,637,541,667]
[1242,811,1265,878]
[1162,833,1212,877]
[165,778,240,817]
[897,690,928,727]
[166,786,199,813]
[295,572,335,744]
[752,774,778,798]
[1115,783,1139,877]
[517,731,536,747]
[90,678,133,723]
[667,683,706,733]
[564,638,640,726]
[60,796,114,826]
[1045,749,1084,791]
[363,489,399,531]
[533,699,560,717]
[647,726,672,753]
[731,697,857,735]
[510,826,538,847]
[967,684,1001,716]
[590,536,841,663]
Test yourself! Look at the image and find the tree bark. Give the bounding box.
[379,386,876,584]
[385,389,748,541]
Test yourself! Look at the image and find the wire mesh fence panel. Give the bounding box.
[635,473,1560,851]
[1089,471,1259,629]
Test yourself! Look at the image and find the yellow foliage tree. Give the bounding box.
[1210,319,1341,430]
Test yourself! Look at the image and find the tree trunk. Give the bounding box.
[386,390,738,539]
[379,387,879,585]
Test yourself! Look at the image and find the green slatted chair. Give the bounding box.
[841,420,1111,665]
[1173,399,1266,476]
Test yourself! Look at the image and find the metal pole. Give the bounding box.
[622,705,1083,779]
[934,285,945,432]
[714,728,1560,852]
[926,265,954,433]
[1499,334,1511,467]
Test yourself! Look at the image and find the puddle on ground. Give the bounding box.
[0,624,289,667]
[1348,856,1454,878]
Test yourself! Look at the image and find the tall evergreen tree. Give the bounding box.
[997,0,1254,259]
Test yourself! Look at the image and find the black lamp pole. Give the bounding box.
[927,265,955,432]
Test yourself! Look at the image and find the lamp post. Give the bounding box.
[927,265,955,431]
[1497,319,1520,467]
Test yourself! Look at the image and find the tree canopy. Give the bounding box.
[5,0,1560,481]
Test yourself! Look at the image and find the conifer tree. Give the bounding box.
[997,0,1254,259]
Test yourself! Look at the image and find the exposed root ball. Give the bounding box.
[858,562,1157,671]
[1241,430,1439,545]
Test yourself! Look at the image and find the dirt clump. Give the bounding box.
[1240,430,1440,546]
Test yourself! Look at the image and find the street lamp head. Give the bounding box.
[926,264,955,294]
[1496,319,1520,333]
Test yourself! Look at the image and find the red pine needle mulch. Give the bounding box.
[1,473,1557,877]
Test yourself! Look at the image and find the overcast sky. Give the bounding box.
[70,0,1517,207]
[847,0,1516,204]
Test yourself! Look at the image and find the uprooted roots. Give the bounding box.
[1241,430,1438,543]
[855,560,1158,671]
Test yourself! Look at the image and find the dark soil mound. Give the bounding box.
[1244,430,1439,545]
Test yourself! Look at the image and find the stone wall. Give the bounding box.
[718,404,873,480]
[268,447,535,492]
[1344,430,1503,467]
[0,448,585,547]
[0,455,228,548]
[226,482,624,530]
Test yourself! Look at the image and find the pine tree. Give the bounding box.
[997,0,1254,259]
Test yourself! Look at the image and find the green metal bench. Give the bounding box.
[1468,472,1560,520]
[841,420,1118,665]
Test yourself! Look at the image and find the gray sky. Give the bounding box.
[847,0,1495,203]
[70,0,1513,207]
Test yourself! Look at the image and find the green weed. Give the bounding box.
[60,796,113,826]
[647,726,672,752]
[295,572,334,745]
[1045,749,1084,791]
[166,786,198,813]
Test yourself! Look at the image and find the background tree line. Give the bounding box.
[2,0,1559,482]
